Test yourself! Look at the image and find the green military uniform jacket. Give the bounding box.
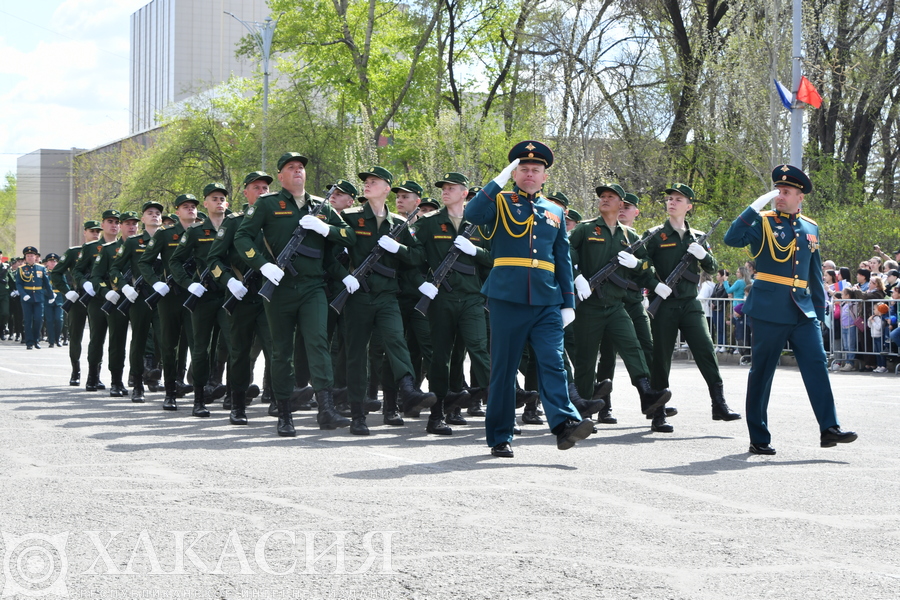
[90,239,124,293]
[207,204,256,290]
[110,231,152,290]
[233,189,355,283]
[170,216,225,293]
[334,202,423,295]
[50,246,82,293]
[72,239,112,292]
[569,218,655,306]
[411,206,492,296]
[643,219,717,301]
[138,221,188,288]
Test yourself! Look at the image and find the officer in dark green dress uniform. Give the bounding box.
[170,183,233,417]
[74,209,121,391]
[723,165,857,454]
[111,201,164,403]
[334,165,436,435]
[0,254,11,339]
[569,184,671,422]
[14,246,54,349]
[234,152,356,437]
[138,194,199,410]
[414,172,493,435]
[91,211,140,397]
[643,184,740,432]
[42,253,64,347]
[52,220,102,384]
[464,141,596,458]
[207,171,276,425]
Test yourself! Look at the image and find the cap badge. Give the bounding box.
[525,143,536,151]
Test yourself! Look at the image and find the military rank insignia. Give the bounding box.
[440,224,448,232]
[147,240,154,248]
[660,233,668,241]
[245,248,256,258]
[247,206,255,217]
[279,200,287,209]
[217,228,226,238]
[358,218,366,228]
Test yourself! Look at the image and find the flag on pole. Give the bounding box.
[774,79,792,110]
[797,76,823,108]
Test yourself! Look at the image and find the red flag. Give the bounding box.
[797,76,822,108]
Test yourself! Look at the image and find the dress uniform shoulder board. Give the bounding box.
[101,240,118,248]
[258,192,280,200]
[342,206,364,215]
[188,221,205,229]
[419,209,442,220]
[799,214,818,225]
[226,211,244,219]
[760,210,776,217]
[647,224,665,236]
[127,233,143,239]
[68,245,81,251]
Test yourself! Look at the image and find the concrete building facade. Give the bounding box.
[15,149,81,256]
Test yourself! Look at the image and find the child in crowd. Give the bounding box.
[868,303,889,372]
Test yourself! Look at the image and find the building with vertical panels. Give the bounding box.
[129,0,269,134]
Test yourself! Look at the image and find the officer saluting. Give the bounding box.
[723,165,857,454]
[14,246,54,349]
[465,141,595,458]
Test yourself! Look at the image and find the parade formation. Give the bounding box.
[1,141,858,457]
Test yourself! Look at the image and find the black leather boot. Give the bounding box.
[650,406,674,432]
[592,379,613,400]
[230,391,248,425]
[443,389,471,411]
[399,375,436,417]
[596,395,617,424]
[69,360,80,386]
[467,387,486,416]
[277,400,296,437]
[85,364,99,392]
[191,388,210,417]
[636,377,671,416]
[710,382,741,421]
[522,401,544,424]
[350,402,369,435]
[381,387,403,426]
[245,384,260,404]
[570,389,606,419]
[316,389,351,430]
[289,385,316,411]
[162,381,177,411]
[445,406,467,426]
[515,383,538,408]
[109,370,127,397]
[94,363,106,390]
[131,380,145,403]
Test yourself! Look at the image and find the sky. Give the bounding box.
[0,0,149,178]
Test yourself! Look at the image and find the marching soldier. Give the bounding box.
[0,254,11,340]
[138,194,199,410]
[464,141,597,458]
[233,152,355,437]
[73,210,121,391]
[207,171,276,425]
[111,201,165,403]
[170,183,233,417]
[91,211,140,397]
[14,246,54,349]
[569,184,671,425]
[414,172,493,435]
[643,184,740,432]
[723,165,857,454]
[51,220,102,384]
[333,165,436,435]
[42,253,64,347]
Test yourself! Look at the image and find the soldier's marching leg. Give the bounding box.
[128,298,152,403]
[85,297,108,391]
[679,299,740,421]
[106,309,129,397]
[296,286,347,431]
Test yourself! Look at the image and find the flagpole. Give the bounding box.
[789,0,803,166]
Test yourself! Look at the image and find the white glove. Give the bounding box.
[10,290,19,298]
[82,281,95,296]
[300,214,330,237]
[687,242,707,260]
[226,278,247,300]
[492,159,520,187]
[342,275,360,294]
[122,285,138,303]
[22,295,30,302]
[152,281,170,297]
[260,263,284,286]
[105,290,120,304]
[617,251,638,269]
[574,274,591,301]
[453,236,477,256]
[561,307,576,328]
[49,294,56,302]
[750,189,779,212]
[65,290,79,302]
[654,282,672,299]
[187,282,206,297]
[418,282,439,299]
[377,236,401,254]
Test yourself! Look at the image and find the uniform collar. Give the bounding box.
[362,200,392,220]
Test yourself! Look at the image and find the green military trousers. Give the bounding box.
[649,298,722,390]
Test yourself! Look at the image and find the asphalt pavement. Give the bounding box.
[0,337,896,599]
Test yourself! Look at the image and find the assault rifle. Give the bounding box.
[182,267,214,313]
[116,275,145,316]
[576,230,654,306]
[329,207,420,315]
[258,186,336,303]
[144,257,196,310]
[647,217,723,318]
[414,223,478,316]
[100,269,131,315]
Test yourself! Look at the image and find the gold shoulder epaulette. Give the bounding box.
[799,214,818,225]
[760,210,776,217]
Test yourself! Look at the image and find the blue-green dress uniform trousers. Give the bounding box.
[485,298,580,447]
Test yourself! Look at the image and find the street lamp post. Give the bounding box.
[225,12,282,172]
